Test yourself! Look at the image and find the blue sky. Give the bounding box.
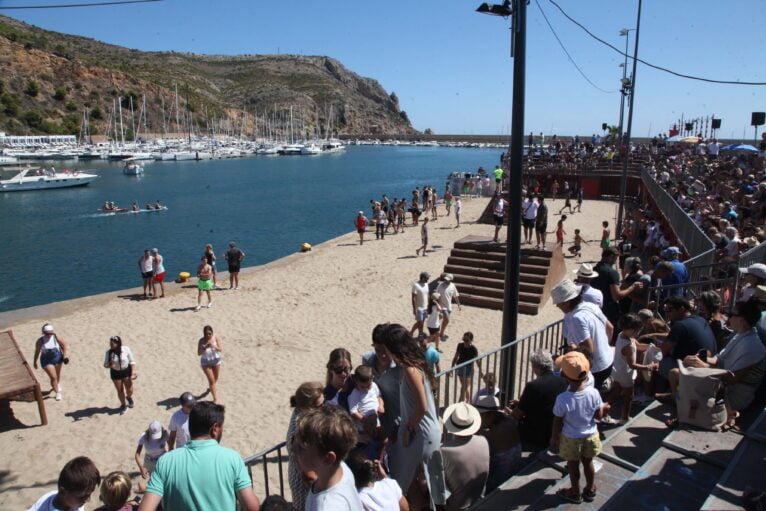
[3,0,765,138]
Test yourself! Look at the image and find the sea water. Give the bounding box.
[0,145,503,312]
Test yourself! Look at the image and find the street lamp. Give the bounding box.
[617,28,634,144]
[475,0,527,401]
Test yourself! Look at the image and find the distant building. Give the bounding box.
[0,132,78,147]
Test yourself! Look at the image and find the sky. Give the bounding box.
[2,0,765,138]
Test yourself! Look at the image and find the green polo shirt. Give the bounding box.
[146,439,251,511]
[494,167,504,180]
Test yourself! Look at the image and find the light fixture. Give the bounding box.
[476,0,512,17]
[621,77,632,88]
[619,28,631,37]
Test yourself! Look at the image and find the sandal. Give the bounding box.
[556,487,583,504]
[582,486,597,502]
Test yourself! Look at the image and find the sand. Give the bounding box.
[0,196,617,508]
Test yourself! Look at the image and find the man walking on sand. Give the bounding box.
[196,256,213,311]
[455,197,463,228]
[411,272,430,339]
[416,217,430,256]
[224,242,245,290]
[437,273,462,342]
[355,211,368,245]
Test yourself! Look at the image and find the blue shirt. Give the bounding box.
[425,346,441,374]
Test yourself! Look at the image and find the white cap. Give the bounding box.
[42,324,54,334]
[148,420,163,440]
[740,263,766,281]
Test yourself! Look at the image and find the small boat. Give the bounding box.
[1,166,97,192]
[123,160,144,175]
[300,143,322,155]
[322,140,346,152]
[279,144,304,155]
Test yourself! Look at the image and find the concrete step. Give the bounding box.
[455,284,542,304]
[447,256,551,275]
[471,460,565,510]
[599,401,674,468]
[450,248,552,268]
[452,274,544,294]
[460,293,539,315]
[444,265,547,285]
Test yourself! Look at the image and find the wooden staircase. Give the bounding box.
[444,236,566,315]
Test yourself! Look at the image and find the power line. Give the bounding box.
[0,0,161,9]
[547,0,766,86]
[534,0,617,94]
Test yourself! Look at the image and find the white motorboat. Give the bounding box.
[0,166,97,191]
[322,140,346,152]
[129,152,154,161]
[0,155,19,165]
[279,144,304,155]
[256,144,280,155]
[174,151,196,161]
[123,160,144,175]
[300,143,322,155]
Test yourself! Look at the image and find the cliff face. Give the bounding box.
[0,15,415,138]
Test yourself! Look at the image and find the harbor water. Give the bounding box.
[0,145,503,312]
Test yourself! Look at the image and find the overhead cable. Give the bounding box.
[0,0,161,9]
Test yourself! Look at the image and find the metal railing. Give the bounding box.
[640,168,715,265]
[648,277,737,320]
[740,240,766,268]
[434,320,563,410]
[242,440,288,500]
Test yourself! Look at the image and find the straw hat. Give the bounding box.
[573,263,599,279]
[442,402,482,436]
[474,395,501,412]
[551,279,582,305]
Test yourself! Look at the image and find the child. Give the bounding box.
[293,406,363,511]
[416,217,429,256]
[600,221,611,249]
[610,314,656,423]
[425,292,444,352]
[135,420,168,480]
[556,215,567,247]
[472,372,500,405]
[551,351,611,504]
[348,366,384,443]
[420,334,442,376]
[455,197,462,227]
[261,495,291,511]
[452,332,479,402]
[567,229,588,258]
[345,447,408,511]
[28,456,101,511]
[94,471,134,511]
[559,192,573,214]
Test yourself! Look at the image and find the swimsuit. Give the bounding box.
[198,278,213,291]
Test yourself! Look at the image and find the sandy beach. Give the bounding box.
[0,196,616,509]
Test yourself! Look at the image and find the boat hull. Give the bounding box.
[1,175,97,191]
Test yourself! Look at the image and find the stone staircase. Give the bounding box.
[443,235,565,315]
[471,401,766,510]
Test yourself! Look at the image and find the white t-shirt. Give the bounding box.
[138,430,169,461]
[580,284,604,308]
[39,334,61,351]
[348,383,381,431]
[455,200,462,213]
[154,254,165,274]
[104,346,135,370]
[168,409,191,448]
[553,386,603,439]
[426,306,442,329]
[708,142,719,156]
[436,281,460,311]
[717,329,766,373]
[563,302,614,373]
[523,199,539,220]
[358,478,403,511]
[612,334,637,387]
[411,282,429,309]
[27,491,83,511]
[306,462,363,511]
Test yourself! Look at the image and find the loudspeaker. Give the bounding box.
[601,123,608,131]
[685,122,693,131]
[752,112,765,127]
[711,118,721,129]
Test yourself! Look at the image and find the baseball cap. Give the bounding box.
[420,271,431,280]
[556,351,590,381]
[179,392,196,407]
[42,324,54,334]
[148,420,163,440]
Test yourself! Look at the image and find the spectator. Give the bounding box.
[636,309,670,344]
[348,366,384,446]
[345,447,408,511]
[168,392,195,450]
[441,402,490,510]
[452,332,479,403]
[573,263,603,308]
[138,402,260,511]
[436,273,462,343]
[697,291,732,352]
[324,348,353,409]
[28,456,101,511]
[657,295,717,383]
[293,406,362,511]
[738,263,766,302]
[552,279,615,391]
[410,272,430,338]
[550,352,611,504]
[286,381,324,511]
[609,314,657,424]
[420,335,442,376]
[363,325,403,450]
[471,372,500,405]
[508,349,568,451]
[590,248,643,326]
[94,471,134,511]
[261,496,291,511]
[135,420,168,480]
[377,323,448,509]
[425,292,444,352]
[475,395,521,493]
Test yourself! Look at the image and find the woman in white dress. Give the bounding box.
[197,325,222,403]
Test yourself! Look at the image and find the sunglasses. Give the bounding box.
[331,366,350,375]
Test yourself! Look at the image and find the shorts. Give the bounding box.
[40,349,63,368]
[593,365,613,390]
[559,432,602,462]
[421,236,428,245]
[570,245,581,252]
[522,218,535,229]
[442,309,452,318]
[456,364,474,379]
[446,200,452,207]
[228,265,240,273]
[357,228,366,234]
[141,271,154,279]
[110,366,132,381]
[201,357,222,369]
[154,272,165,282]
[144,455,161,474]
[198,278,213,291]
[495,178,501,183]
[494,214,504,227]
[535,223,547,233]
[415,308,428,321]
[427,327,441,335]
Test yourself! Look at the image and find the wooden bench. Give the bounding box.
[0,330,47,426]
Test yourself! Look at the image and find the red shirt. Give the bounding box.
[356,216,367,230]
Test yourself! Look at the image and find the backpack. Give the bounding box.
[676,363,727,431]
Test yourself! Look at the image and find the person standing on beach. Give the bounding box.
[411,272,430,338]
[416,217,429,256]
[492,193,508,243]
[494,165,504,193]
[204,244,220,289]
[444,184,453,216]
[455,196,463,228]
[397,200,406,233]
[198,325,222,403]
[355,211,368,245]
[522,194,539,245]
[196,257,213,310]
[224,242,245,290]
[138,249,154,298]
[431,188,439,220]
[375,204,386,240]
[535,196,549,249]
[103,335,137,415]
[33,323,68,401]
[151,248,165,298]
[168,392,196,450]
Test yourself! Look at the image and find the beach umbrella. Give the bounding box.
[666,135,684,142]
[720,143,758,153]
[681,136,700,143]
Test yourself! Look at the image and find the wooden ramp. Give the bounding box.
[0,330,47,426]
[443,235,566,315]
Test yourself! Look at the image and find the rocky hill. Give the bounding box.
[0,15,415,139]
